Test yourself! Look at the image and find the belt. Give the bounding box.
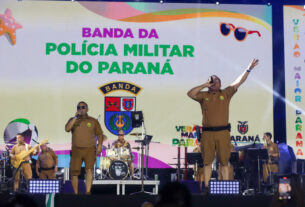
[40,166,55,171]
[202,124,231,132]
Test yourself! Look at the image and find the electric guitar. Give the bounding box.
[11,139,48,168]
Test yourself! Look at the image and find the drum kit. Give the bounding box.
[99,147,132,180]
[97,132,153,181]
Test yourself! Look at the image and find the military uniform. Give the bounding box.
[69,115,103,176]
[37,147,58,179]
[10,142,33,191]
[263,142,279,182]
[196,86,236,166]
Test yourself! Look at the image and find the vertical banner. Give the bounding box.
[0,1,272,167]
[284,6,305,159]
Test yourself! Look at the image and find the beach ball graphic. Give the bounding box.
[3,118,38,148]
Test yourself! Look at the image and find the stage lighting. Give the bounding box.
[29,179,60,194]
[131,111,143,128]
[209,180,240,195]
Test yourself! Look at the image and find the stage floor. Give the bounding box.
[0,193,274,207]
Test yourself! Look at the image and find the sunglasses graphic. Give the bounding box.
[220,22,261,41]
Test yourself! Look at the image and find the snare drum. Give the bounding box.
[118,147,130,160]
[109,160,129,180]
[106,148,118,160]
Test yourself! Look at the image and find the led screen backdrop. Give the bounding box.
[284,6,305,159]
[0,1,272,167]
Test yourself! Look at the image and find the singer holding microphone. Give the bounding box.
[65,101,104,194]
[187,59,259,191]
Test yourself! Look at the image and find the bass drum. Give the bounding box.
[109,160,129,180]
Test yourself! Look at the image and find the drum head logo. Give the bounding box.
[237,121,248,134]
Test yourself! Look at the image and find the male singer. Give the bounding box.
[65,101,104,194]
[187,59,259,189]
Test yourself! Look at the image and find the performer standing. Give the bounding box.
[262,132,280,182]
[10,133,38,192]
[187,59,259,189]
[65,101,104,194]
[36,143,58,179]
[112,130,135,178]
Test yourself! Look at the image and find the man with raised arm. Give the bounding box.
[187,59,259,190]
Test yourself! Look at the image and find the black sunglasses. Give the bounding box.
[77,106,87,110]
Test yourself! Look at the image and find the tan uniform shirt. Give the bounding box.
[70,115,103,147]
[196,86,237,127]
[11,142,32,161]
[266,142,280,163]
[37,148,57,168]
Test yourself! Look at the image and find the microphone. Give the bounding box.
[209,76,214,84]
[75,110,81,118]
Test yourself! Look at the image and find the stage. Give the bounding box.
[0,193,274,207]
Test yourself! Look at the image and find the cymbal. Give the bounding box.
[129,133,142,136]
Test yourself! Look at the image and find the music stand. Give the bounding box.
[131,139,153,195]
[186,152,203,165]
[186,152,204,175]
[247,148,269,193]
[229,152,239,164]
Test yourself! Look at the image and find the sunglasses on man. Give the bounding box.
[77,106,87,110]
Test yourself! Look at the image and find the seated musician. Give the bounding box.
[36,143,58,179]
[10,133,39,192]
[112,130,135,178]
[262,132,280,182]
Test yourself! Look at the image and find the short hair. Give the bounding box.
[211,75,221,85]
[16,133,24,137]
[77,101,88,107]
[265,132,272,139]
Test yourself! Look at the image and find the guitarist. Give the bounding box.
[10,133,39,192]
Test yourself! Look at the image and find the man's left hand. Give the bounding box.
[248,58,259,70]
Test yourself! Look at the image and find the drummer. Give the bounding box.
[112,130,135,178]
